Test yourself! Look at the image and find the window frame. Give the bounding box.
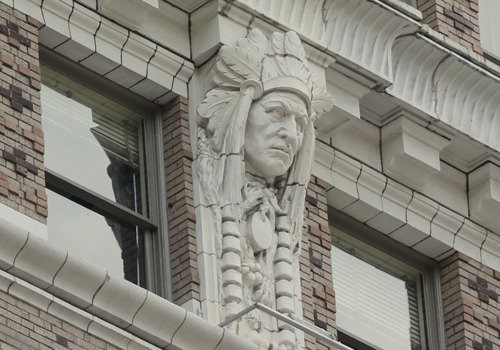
[478,0,500,62]
[328,208,446,350]
[40,47,171,298]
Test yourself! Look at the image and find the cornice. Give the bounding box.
[4,0,194,101]
[0,218,261,350]
[323,0,416,83]
[388,35,500,153]
[313,142,500,271]
[235,0,329,44]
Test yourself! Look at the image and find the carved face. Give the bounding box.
[244,91,309,180]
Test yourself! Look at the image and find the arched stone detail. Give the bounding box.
[323,0,415,82]
[435,57,500,151]
[388,36,500,153]
[388,37,448,116]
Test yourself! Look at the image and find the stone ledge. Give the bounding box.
[0,218,261,350]
[314,143,500,270]
[3,0,193,102]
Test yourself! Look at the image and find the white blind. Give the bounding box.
[332,246,413,350]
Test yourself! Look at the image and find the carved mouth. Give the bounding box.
[271,145,289,154]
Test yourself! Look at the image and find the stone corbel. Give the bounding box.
[469,162,500,234]
[381,116,449,188]
[315,68,370,136]
[97,0,158,30]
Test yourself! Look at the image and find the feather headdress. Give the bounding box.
[198,29,333,126]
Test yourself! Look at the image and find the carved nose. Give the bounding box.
[277,118,297,145]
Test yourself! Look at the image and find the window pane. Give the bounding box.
[41,85,144,213]
[332,246,413,350]
[47,189,145,284]
[331,227,424,350]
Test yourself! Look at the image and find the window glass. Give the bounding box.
[41,65,152,287]
[41,84,143,213]
[478,0,500,59]
[331,226,426,350]
[47,189,145,283]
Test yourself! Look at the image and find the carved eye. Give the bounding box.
[266,107,286,121]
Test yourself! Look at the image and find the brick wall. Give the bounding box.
[300,176,336,349]
[162,97,200,306]
[441,253,500,350]
[0,290,121,350]
[418,0,482,54]
[0,3,46,223]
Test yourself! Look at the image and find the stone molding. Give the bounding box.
[3,0,194,103]
[0,217,260,350]
[381,117,450,188]
[314,140,500,272]
[469,162,500,234]
[98,0,159,29]
[389,36,500,153]
[323,0,416,83]
[236,0,329,44]
[0,268,164,350]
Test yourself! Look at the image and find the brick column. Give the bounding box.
[162,97,200,306]
[0,3,46,223]
[417,0,482,54]
[441,253,500,350]
[300,176,336,349]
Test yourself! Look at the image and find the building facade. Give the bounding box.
[0,0,499,349]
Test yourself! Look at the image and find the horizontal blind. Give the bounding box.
[332,246,413,350]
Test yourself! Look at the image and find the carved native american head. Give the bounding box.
[196,29,333,349]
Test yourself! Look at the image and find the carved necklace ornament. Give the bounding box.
[197,29,333,349]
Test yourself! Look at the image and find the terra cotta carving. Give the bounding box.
[197,29,333,349]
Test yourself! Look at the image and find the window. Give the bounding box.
[478,0,500,60]
[329,209,444,350]
[40,50,166,293]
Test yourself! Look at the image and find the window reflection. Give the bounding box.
[41,85,143,213]
[47,189,144,282]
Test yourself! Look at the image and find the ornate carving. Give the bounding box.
[197,29,333,349]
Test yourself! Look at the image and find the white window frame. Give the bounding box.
[329,208,446,350]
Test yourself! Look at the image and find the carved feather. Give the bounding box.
[311,90,334,120]
[214,59,242,88]
[219,42,262,81]
[247,29,268,56]
[198,89,237,121]
[270,32,285,56]
[284,31,305,60]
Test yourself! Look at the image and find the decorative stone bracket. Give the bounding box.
[381,117,450,188]
[315,68,371,136]
[469,163,500,233]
